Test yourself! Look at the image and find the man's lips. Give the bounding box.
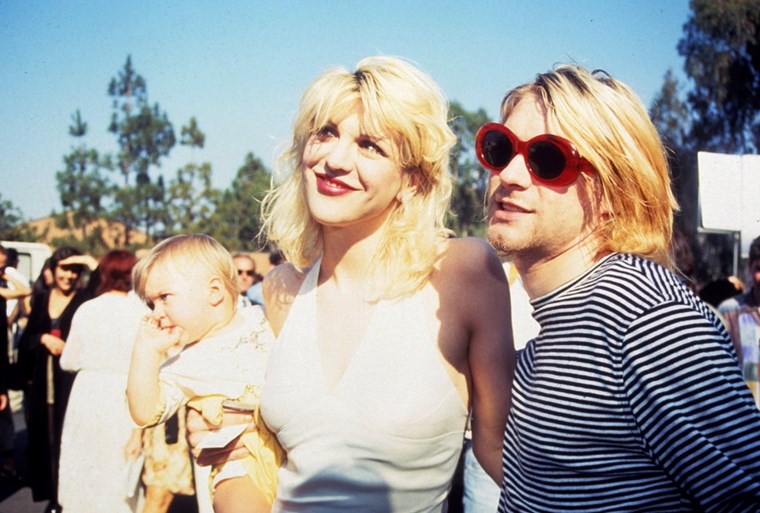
[489,196,531,224]
[494,198,530,213]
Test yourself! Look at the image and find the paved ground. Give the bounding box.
[0,409,46,513]
[0,407,198,513]
[0,401,465,513]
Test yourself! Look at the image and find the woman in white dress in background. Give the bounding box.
[58,250,146,513]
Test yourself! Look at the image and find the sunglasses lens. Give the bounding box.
[527,141,567,181]
[482,130,514,170]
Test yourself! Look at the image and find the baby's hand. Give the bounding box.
[136,315,185,355]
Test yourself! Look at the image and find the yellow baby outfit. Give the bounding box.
[144,306,281,505]
[188,388,284,505]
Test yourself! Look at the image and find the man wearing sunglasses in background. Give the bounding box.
[480,65,760,512]
[232,253,258,309]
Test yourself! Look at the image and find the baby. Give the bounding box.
[126,234,282,513]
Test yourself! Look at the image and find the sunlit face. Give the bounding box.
[233,256,256,294]
[53,263,81,294]
[486,96,602,268]
[301,110,404,232]
[144,263,215,345]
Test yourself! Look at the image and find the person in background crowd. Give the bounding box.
[139,411,196,513]
[0,244,32,482]
[57,249,146,513]
[482,64,760,511]
[232,253,257,308]
[18,246,97,513]
[31,258,55,305]
[0,291,10,480]
[247,251,285,308]
[719,234,760,409]
[5,248,31,341]
[700,278,744,310]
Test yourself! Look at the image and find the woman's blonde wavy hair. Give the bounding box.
[500,65,679,269]
[261,56,456,300]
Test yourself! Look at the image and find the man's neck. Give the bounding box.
[514,238,606,300]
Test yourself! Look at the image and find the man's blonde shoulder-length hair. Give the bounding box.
[261,55,456,300]
[132,233,238,303]
[500,64,679,269]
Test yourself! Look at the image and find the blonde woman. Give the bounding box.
[188,56,514,512]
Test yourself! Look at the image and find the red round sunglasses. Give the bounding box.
[475,123,591,187]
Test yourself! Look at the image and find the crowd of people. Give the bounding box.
[0,244,276,513]
[1,54,760,513]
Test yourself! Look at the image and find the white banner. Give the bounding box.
[698,151,760,257]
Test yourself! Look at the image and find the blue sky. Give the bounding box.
[2,0,692,221]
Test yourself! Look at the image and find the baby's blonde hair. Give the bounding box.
[133,234,238,303]
[500,65,678,268]
[261,56,456,299]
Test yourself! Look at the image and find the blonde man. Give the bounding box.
[481,64,760,511]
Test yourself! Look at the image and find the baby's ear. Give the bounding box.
[207,276,226,307]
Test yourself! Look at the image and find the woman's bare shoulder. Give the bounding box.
[262,262,310,335]
[436,237,504,279]
[264,262,303,292]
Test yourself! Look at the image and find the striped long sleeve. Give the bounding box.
[498,254,760,512]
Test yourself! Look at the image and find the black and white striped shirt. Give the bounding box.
[498,253,760,512]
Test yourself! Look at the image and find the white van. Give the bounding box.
[1,240,53,283]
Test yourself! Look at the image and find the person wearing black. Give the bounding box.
[18,247,95,513]
[0,244,31,481]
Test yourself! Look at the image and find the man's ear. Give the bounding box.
[208,276,226,307]
[587,170,612,217]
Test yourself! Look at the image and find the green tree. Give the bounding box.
[678,0,760,152]
[448,101,490,237]
[165,118,219,235]
[55,110,112,246]
[211,153,271,251]
[651,71,737,285]
[651,0,760,285]
[0,194,36,241]
[108,55,175,243]
[650,70,697,230]
[180,116,205,148]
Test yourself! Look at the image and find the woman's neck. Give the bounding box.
[320,223,384,287]
[51,286,76,299]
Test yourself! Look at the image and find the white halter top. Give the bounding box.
[260,259,468,512]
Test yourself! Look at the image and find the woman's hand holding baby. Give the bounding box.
[186,408,256,466]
